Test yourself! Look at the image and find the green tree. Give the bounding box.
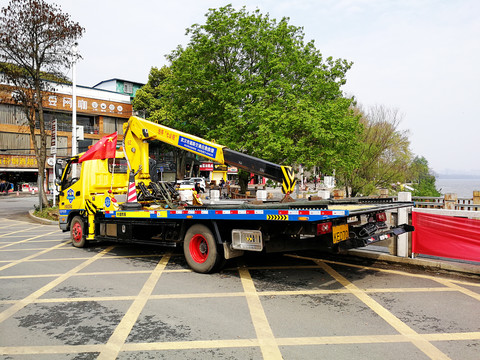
[134,5,360,185]
[337,105,413,197]
[409,156,441,197]
[0,0,84,207]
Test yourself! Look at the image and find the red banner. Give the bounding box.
[412,212,480,262]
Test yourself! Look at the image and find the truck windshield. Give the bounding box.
[108,158,128,173]
[61,161,80,189]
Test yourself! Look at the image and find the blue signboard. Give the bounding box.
[178,136,217,159]
[105,197,111,208]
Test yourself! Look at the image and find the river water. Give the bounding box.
[436,178,480,198]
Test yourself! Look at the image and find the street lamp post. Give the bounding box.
[71,42,78,157]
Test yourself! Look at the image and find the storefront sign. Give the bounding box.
[200,162,214,171]
[214,164,228,171]
[44,93,132,118]
[0,155,37,168]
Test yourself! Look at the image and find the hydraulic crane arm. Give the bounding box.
[123,116,296,193]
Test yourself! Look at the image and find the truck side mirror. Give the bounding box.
[55,159,64,182]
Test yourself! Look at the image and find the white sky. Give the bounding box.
[4,0,479,175]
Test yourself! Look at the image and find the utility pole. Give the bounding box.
[71,42,78,157]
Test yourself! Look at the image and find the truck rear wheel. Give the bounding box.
[183,224,222,273]
[71,215,87,248]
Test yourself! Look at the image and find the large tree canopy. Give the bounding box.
[0,0,84,206]
[134,5,360,175]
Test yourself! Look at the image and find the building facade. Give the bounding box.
[0,81,136,192]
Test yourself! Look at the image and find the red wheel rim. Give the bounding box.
[72,222,83,243]
[189,234,208,263]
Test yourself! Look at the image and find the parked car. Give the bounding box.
[176,179,195,190]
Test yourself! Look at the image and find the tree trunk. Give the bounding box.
[176,150,186,180]
[238,170,250,194]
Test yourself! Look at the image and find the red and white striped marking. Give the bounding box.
[127,182,137,202]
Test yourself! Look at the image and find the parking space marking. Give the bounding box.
[97,253,171,360]
[0,240,67,271]
[0,247,73,252]
[1,224,478,360]
[0,344,104,356]
[286,254,480,300]
[239,267,283,360]
[316,261,451,360]
[3,331,479,357]
[0,230,55,249]
[278,331,480,345]
[0,246,114,323]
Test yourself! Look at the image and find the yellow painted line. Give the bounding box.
[286,253,480,286]
[0,247,73,252]
[239,267,283,359]
[0,240,68,271]
[433,278,480,302]
[229,265,322,271]
[422,331,480,341]
[0,344,104,355]
[0,229,57,249]
[0,292,246,306]
[0,274,64,280]
[0,228,44,239]
[34,295,137,303]
[364,287,458,294]
[259,289,350,296]
[0,246,114,324]
[1,331,479,356]
[0,287,460,306]
[277,331,480,345]
[0,253,164,263]
[97,253,171,360]
[123,339,260,351]
[279,334,409,345]
[316,261,451,360]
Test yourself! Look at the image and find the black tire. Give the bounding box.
[183,224,223,273]
[70,215,87,248]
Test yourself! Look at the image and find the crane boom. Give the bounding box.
[123,116,296,193]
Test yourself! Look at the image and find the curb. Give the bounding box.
[28,210,58,225]
[346,248,480,277]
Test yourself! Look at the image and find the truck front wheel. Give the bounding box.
[71,216,87,248]
[183,224,222,273]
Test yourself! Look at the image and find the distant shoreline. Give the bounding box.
[436,174,480,180]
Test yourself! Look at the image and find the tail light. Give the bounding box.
[376,212,387,222]
[317,222,332,235]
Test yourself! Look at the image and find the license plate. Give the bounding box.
[333,224,349,244]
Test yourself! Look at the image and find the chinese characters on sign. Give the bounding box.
[178,136,217,159]
[0,155,37,168]
[51,119,57,155]
[44,94,131,118]
[157,128,177,142]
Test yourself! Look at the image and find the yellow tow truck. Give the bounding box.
[56,116,414,273]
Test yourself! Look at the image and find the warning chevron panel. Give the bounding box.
[267,214,289,221]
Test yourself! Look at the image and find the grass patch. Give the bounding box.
[33,206,59,221]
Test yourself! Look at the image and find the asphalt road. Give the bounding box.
[0,196,479,359]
